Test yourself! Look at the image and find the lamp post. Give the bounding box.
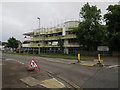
[37,17,40,54]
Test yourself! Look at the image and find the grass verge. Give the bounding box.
[4,52,94,60]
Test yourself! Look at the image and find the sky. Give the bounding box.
[1,1,119,42]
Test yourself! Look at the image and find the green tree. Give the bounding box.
[7,37,18,49]
[73,3,107,51]
[104,5,120,51]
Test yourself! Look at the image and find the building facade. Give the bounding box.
[22,21,80,54]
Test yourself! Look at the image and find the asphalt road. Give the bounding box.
[2,54,119,88]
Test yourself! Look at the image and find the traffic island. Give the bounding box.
[71,61,95,67]
[93,63,104,67]
[71,61,80,64]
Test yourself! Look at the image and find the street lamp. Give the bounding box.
[37,17,40,54]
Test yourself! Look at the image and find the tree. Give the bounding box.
[7,37,18,49]
[73,3,107,51]
[104,5,120,51]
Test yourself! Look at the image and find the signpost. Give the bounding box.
[97,46,109,55]
[96,46,108,66]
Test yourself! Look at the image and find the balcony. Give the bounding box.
[29,44,59,47]
[34,28,62,35]
[66,27,77,31]
[44,36,60,41]
[45,44,59,47]
[30,44,43,47]
[24,43,79,48]
[22,44,31,47]
[23,37,33,41]
[64,43,79,47]
[31,37,44,41]
[57,28,62,32]
[62,34,76,39]
[32,34,77,41]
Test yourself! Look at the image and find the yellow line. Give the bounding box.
[57,75,81,89]
[47,70,82,89]
[40,78,65,88]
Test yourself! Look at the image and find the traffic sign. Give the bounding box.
[28,59,38,69]
[97,46,109,51]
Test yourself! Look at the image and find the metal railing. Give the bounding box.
[64,43,79,47]
[32,34,76,41]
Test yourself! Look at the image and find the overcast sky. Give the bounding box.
[1,1,119,42]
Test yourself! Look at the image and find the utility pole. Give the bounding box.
[37,17,40,54]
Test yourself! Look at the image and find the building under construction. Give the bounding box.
[22,21,81,54]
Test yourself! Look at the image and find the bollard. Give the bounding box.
[98,54,101,64]
[78,53,80,63]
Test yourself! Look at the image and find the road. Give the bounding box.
[2,54,119,88]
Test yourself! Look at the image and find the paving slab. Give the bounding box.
[94,59,103,62]
[40,78,65,88]
[80,63,95,66]
[20,76,42,87]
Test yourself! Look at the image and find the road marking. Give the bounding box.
[17,61,24,64]
[57,75,81,89]
[6,58,15,61]
[53,78,65,87]
[39,57,76,64]
[40,78,65,88]
[108,65,119,68]
[47,71,80,88]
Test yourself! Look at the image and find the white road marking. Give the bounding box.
[17,61,24,64]
[108,65,119,68]
[6,58,15,61]
[53,78,65,87]
[5,58,25,65]
[21,63,24,64]
[39,57,76,63]
[40,58,75,64]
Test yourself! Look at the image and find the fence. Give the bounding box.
[13,47,119,56]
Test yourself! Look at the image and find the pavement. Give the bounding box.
[2,53,119,88]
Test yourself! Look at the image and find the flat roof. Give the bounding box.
[64,20,79,24]
[23,32,34,36]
